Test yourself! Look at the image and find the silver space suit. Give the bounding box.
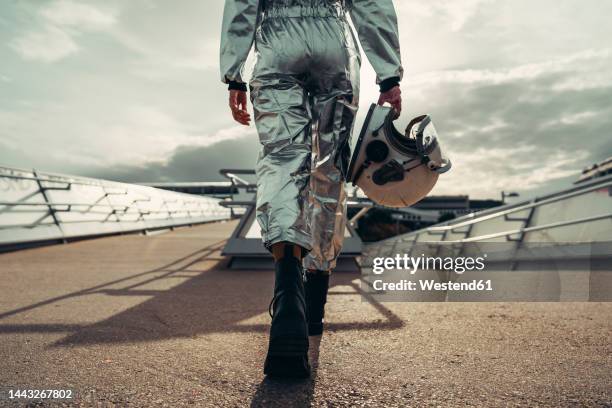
[221,0,403,271]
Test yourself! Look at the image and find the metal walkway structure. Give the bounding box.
[0,220,610,406]
[0,166,231,252]
[362,173,612,265]
[0,166,611,406]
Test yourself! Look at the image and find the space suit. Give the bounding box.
[221,0,403,272]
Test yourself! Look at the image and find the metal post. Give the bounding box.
[33,169,67,244]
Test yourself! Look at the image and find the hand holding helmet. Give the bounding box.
[378,85,402,119]
[347,104,452,208]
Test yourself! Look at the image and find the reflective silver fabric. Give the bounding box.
[220,0,403,270]
[220,0,262,83]
[347,0,403,83]
[220,0,403,84]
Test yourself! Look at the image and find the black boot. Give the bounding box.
[263,247,310,378]
[305,271,330,336]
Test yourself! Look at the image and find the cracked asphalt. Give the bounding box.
[0,221,610,407]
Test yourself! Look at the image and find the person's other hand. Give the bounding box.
[378,85,402,119]
[229,90,251,125]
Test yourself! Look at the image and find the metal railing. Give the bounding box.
[0,166,232,249]
[361,173,612,263]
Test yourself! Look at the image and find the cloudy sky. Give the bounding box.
[1,0,611,199]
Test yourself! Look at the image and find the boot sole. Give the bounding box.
[264,337,310,378]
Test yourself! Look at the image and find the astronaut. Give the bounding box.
[221,0,403,378]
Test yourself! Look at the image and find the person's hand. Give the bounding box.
[378,85,402,119]
[229,90,251,125]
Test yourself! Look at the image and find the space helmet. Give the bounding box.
[347,104,451,208]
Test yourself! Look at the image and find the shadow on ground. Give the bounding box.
[0,236,405,405]
[0,239,403,346]
[249,336,322,408]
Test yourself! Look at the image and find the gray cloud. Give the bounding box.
[400,50,612,197]
[80,134,260,183]
[1,0,611,200]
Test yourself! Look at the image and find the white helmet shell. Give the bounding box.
[347,104,451,208]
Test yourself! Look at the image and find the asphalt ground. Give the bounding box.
[0,220,610,407]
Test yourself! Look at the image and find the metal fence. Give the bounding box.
[0,166,231,250]
[361,173,612,264]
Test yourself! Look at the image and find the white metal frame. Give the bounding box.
[361,174,612,263]
[0,166,231,249]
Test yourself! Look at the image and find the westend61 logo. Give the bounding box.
[371,253,488,275]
